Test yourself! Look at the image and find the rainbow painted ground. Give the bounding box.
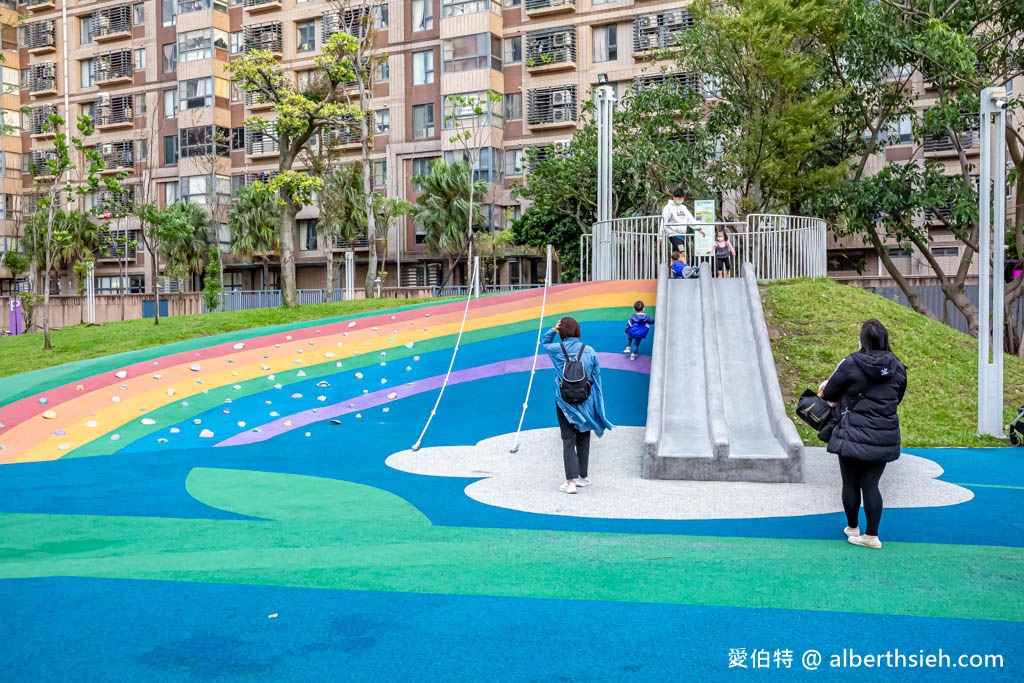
[0,282,1021,681]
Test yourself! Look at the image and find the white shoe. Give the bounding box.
[848,534,881,549]
[630,353,637,361]
[576,477,591,487]
[559,481,577,494]
[623,347,631,353]
[844,526,860,537]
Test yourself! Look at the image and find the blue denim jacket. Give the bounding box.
[542,328,614,436]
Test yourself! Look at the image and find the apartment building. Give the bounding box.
[2,0,694,295]
[0,3,23,293]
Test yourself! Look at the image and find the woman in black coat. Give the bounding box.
[820,319,907,549]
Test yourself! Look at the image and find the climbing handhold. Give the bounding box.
[347,322,356,328]
[283,420,293,427]
[296,370,306,377]
[38,397,48,405]
[251,428,261,433]
[413,356,421,361]
[336,362,342,368]
[76,385,84,391]
[304,432,311,437]
[262,364,271,371]
[291,393,303,399]
[286,335,292,341]
[181,401,189,408]
[233,385,241,390]
[225,399,233,404]
[387,392,397,400]
[55,429,66,436]
[371,326,379,331]
[190,364,201,372]
[115,371,127,379]
[110,434,121,441]
[324,352,335,359]
[406,366,412,372]
[274,384,282,389]
[297,349,303,354]
[167,389,176,397]
[153,374,162,380]
[157,438,168,444]
[193,419,202,425]
[308,340,315,345]
[222,409,230,415]
[120,385,128,391]
[237,421,246,428]
[329,419,341,425]
[112,396,121,403]
[354,372,364,379]
[198,429,215,438]
[41,410,57,419]
[233,343,245,350]
[170,428,180,434]
[85,421,98,428]
[316,381,330,388]
[382,407,390,414]
[268,375,276,381]
[141,418,156,426]
[269,411,280,417]
[294,359,303,365]
[317,395,326,402]
[405,342,415,349]
[380,378,388,385]
[355,413,362,419]
[380,361,387,367]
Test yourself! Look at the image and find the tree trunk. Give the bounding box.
[362,122,376,298]
[279,199,298,308]
[866,224,934,319]
[42,202,56,350]
[325,247,334,303]
[262,256,269,292]
[150,243,160,326]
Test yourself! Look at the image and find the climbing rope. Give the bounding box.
[510,245,553,453]
[411,257,481,451]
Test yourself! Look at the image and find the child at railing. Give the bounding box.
[624,300,654,360]
[714,230,736,278]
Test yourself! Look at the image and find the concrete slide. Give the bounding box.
[643,265,804,482]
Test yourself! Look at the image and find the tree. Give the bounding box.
[228,32,362,308]
[26,112,126,348]
[136,201,210,325]
[411,160,487,280]
[511,210,580,280]
[372,193,412,285]
[201,245,222,312]
[314,162,364,299]
[2,250,28,281]
[162,200,212,291]
[228,182,281,290]
[818,0,1024,340]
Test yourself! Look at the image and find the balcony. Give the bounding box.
[91,186,136,214]
[332,234,369,250]
[30,149,59,179]
[525,27,576,73]
[442,0,501,18]
[176,0,228,15]
[322,6,376,41]
[244,170,279,185]
[244,22,283,56]
[527,85,577,129]
[633,9,693,56]
[23,20,57,55]
[29,105,58,138]
[25,0,55,13]
[93,50,134,86]
[25,63,57,97]
[243,0,281,13]
[94,95,135,130]
[524,0,575,17]
[246,124,280,158]
[95,140,136,173]
[923,131,977,156]
[322,121,360,149]
[633,71,700,94]
[245,91,275,111]
[92,5,133,44]
[95,230,138,261]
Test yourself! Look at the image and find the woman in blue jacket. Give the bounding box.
[543,316,614,494]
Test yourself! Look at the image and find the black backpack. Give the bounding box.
[559,342,592,404]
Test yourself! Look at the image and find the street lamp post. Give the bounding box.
[977,86,1009,437]
[593,85,615,280]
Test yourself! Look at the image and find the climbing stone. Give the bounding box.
[141,418,156,426]
[387,392,397,400]
[286,335,293,341]
[153,374,163,380]
[294,359,303,365]
[324,352,335,359]
[120,385,128,391]
[38,397,48,405]
[304,432,311,437]
[251,428,261,433]
[237,421,246,428]
[193,418,202,425]
[170,428,180,434]
[296,370,306,377]
[413,356,421,361]
[371,326,379,331]
[157,438,168,444]
[329,419,341,425]
[115,371,127,379]
[269,411,280,417]
[336,362,343,368]
[308,340,315,345]
[233,343,245,350]
[225,398,233,404]
[291,393,303,399]
[354,372,364,379]
[380,361,387,367]
[283,420,293,427]
[222,409,230,415]
[347,322,356,328]
[406,366,412,372]
[297,349,304,354]
[110,434,121,441]
[76,385,84,391]
[233,385,242,390]
[85,421,98,428]
[382,407,390,414]
[181,401,189,408]
[268,375,276,381]
[262,364,271,371]
[405,342,415,349]
[316,381,330,388]
[355,413,362,419]
[190,364,201,372]
[41,410,57,419]
[55,429,66,436]
[317,395,327,402]
[167,389,175,397]
[274,384,283,389]
[198,429,215,439]
[380,378,388,385]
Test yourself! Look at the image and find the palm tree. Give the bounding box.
[228,182,280,290]
[317,162,365,299]
[162,201,211,291]
[411,160,487,283]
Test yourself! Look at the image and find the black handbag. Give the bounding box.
[796,389,834,431]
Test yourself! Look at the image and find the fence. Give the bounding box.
[581,214,828,281]
[205,289,347,313]
[432,283,547,297]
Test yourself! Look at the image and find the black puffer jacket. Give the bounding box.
[821,351,907,462]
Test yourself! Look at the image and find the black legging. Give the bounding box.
[838,456,887,536]
[556,407,590,480]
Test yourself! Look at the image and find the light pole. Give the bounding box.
[593,84,615,280]
[977,86,1009,437]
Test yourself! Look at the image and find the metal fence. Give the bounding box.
[581,214,828,281]
[433,283,546,297]
[205,289,346,313]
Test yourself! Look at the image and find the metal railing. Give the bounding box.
[433,283,545,297]
[206,288,347,313]
[582,213,827,281]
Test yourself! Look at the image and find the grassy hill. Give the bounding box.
[763,278,1024,448]
[1,281,1020,448]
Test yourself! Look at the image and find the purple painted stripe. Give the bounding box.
[215,352,649,447]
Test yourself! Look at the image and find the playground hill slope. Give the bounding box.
[0,281,1019,448]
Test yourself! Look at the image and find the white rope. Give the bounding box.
[411,258,480,451]
[510,245,553,453]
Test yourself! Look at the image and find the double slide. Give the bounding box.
[643,265,804,482]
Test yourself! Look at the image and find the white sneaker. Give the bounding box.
[623,347,631,353]
[844,526,860,537]
[576,477,591,487]
[559,481,577,494]
[848,534,882,549]
[630,353,637,361]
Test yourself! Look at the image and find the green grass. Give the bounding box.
[0,298,434,379]
[763,278,1024,448]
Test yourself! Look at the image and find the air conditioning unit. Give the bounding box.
[640,15,658,29]
[553,139,571,153]
[664,10,685,26]
[552,33,567,47]
[95,15,110,31]
[102,143,113,154]
[552,108,569,122]
[551,90,570,105]
[645,34,661,49]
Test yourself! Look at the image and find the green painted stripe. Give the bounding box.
[0,468,1019,622]
[952,482,1024,491]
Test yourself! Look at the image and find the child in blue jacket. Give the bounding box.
[624,300,654,360]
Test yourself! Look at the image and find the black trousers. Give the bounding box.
[838,456,887,536]
[556,407,590,480]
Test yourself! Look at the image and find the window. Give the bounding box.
[80,16,93,45]
[412,50,434,85]
[163,135,179,165]
[889,113,913,145]
[134,3,145,25]
[375,57,389,83]
[442,33,500,73]
[95,275,145,294]
[373,160,386,187]
[411,157,437,192]
[162,43,177,73]
[178,29,218,62]
[504,149,523,176]
[137,139,148,162]
[134,48,147,71]
[933,247,958,258]
[296,20,315,52]
[372,4,388,29]
[504,0,521,6]
[231,127,245,150]
[163,181,180,205]
[161,0,176,26]
[411,0,433,32]
[180,126,230,158]
[230,81,241,102]
[443,0,499,17]
[594,25,617,63]
[300,219,318,250]
[827,250,868,274]
[135,93,147,116]
[442,92,503,129]
[444,147,503,183]
[1,67,18,95]
[504,36,522,64]
[375,108,390,134]
[503,93,521,120]
[412,103,435,139]
[230,31,243,54]
[81,60,94,88]
[180,175,211,203]
[179,77,213,110]
[163,88,177,117]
